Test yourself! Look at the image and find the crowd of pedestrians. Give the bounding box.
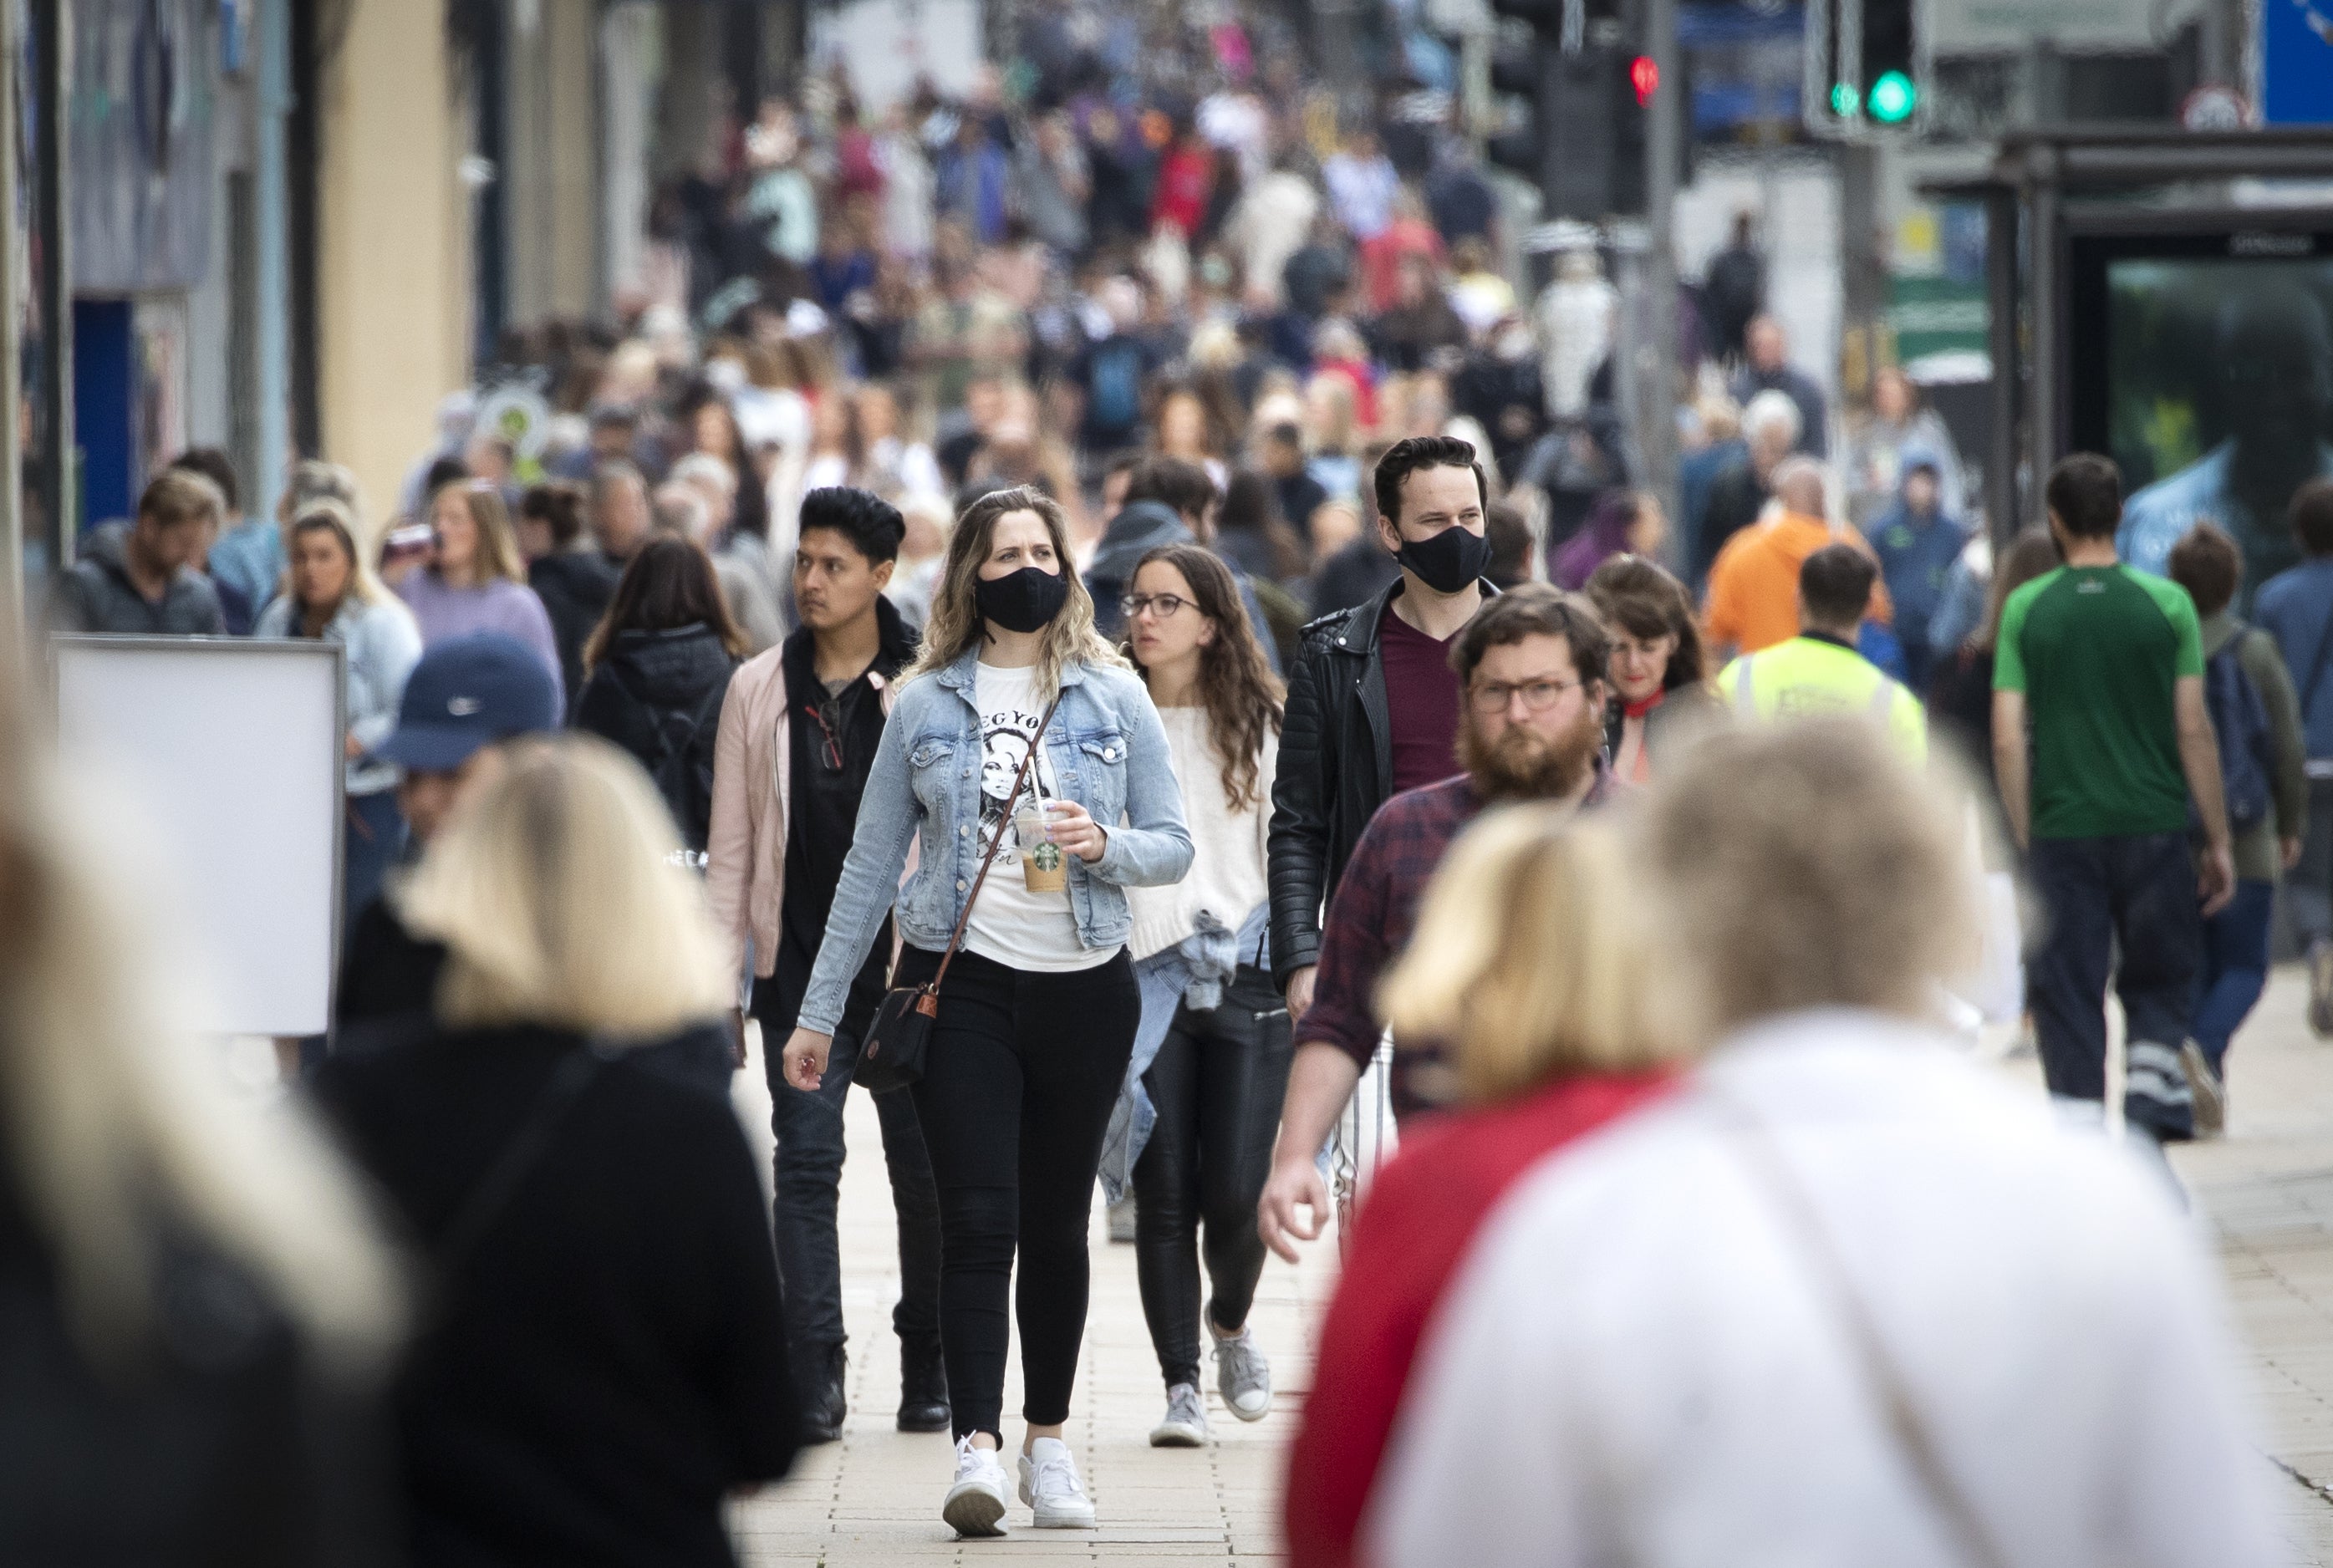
[8,20,2323,1559]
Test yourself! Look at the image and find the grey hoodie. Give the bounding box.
[51,522,227,636]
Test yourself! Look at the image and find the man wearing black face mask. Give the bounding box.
[1266,435,1497,1028]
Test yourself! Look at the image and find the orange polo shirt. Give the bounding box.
[1703,510,1893,656]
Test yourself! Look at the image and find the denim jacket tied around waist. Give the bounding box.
[794,647,1195,1036]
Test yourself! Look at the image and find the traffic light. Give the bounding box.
[1482,0,1677,221]
[1810,0,1924,137]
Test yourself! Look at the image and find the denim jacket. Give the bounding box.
[797,647,1195,1036]
[254,593,423,796]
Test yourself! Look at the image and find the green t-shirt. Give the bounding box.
[1994,564,2204,840]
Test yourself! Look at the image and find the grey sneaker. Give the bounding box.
[1149,1382,1209,1447]
[2312,940,2333,1038]
[1017,1437,1097,1528]
[1107,1194,1138,1244]
[1211,1324,1272,1422]
[2182,1040,2226,1139]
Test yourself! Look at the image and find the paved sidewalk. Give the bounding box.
[727,975,2333,1565]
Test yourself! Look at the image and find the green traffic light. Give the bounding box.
[1868,70,1917,123]
[1831,82,1860,116]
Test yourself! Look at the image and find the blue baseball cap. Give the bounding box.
[375,634,561,773]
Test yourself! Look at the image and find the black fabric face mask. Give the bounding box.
[975,566,1070,634]
[1396,523,1493,594]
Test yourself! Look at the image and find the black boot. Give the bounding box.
[798,1344,847,1444]
[897,1340,950,1433]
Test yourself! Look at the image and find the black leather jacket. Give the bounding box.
[1266,575,1496,990]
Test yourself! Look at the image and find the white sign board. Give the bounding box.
[53,638,345,1037]
[809,0,984,114]
[1930,0,2158,54]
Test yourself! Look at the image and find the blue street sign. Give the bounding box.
[2262,0,2333,125]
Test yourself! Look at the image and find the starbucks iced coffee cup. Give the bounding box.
[1015,798,1069,892]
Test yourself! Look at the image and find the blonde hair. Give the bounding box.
[1642,719,1978,1036]
[395,736,731,1038]
[1382,808,1674,1105]
[287,498,398,610]
[0,655,400,1370]
[906,486,1124,698]
[434,480,527,587]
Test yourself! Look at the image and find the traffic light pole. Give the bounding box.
[1638,0,1681,552]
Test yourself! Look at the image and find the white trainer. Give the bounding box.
[1211,1324,1272,1421]
[1017,1436,1098,1528]
[1149,1382,1210,1447]
[942,1435,1009,1538]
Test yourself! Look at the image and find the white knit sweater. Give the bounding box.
[1128,705,1276,962]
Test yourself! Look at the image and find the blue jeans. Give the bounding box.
[344,788,405,931]
[2193,878,2274,1074]
[2025,832,2200,1138]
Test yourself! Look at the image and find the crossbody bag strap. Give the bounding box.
[926,690,1063,994]
[1707,1088,2011,1568]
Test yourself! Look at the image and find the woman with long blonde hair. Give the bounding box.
[0,656,401,1555]
[1284,809,1682,1568]
[396,479,567,709]
[313,736,798,1565]
[257,499,423,925]
[780,484,1194,1538]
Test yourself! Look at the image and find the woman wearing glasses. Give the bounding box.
[778,486,1192,1538]
[1102,544,1291,1449]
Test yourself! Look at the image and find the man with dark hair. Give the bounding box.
[172,447,271,629]
[53,471,228,636]
[1717,542,1924,758]
[2165,522,2307,1128]
[1994,453,2234,1142]
[1269,436,1496,1042]
[1868,455,1968,695]
[590,461,655,567]
[2257,478,2333,1033]
[707,485,943,1442]
[1259,585,1608,1261]
[524,480,623,702]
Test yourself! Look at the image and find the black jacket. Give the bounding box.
[573,624,738,851]
[312,1023,796,1567]
[1266,575,1496,988]
[529,548,622,709]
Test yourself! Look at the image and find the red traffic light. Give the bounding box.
[1630,54,1658,106]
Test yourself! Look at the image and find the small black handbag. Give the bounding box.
[857,692,1061,1093]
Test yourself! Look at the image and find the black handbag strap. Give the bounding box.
[436,1046,607,1275]
[923,690,1063,995]
[1709,1089,2010,1568]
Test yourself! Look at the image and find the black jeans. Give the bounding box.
[761,1011,944,1363]
[2290,776,2333,950]
[2026,832,2200,1138]
[1131,965,1292,1390]
[894,943,1140,1442]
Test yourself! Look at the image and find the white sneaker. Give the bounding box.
[942,1435,1009,1538]
[1016,1436,1098,1528]
[1211,1323,1273,1422]
[1149,1382,1210,1447]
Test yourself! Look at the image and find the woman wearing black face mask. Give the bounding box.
[779,486,1194,1539]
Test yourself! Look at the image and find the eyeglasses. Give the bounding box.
[805,699,846,771]
[1119,593,1193,621]
[1468,676,1585,714]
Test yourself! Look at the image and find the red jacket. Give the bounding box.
[1283,1070,1676,1568]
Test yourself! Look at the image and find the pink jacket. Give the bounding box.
[706,644,898,985]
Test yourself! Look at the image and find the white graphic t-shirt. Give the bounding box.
[961,662,1113,971]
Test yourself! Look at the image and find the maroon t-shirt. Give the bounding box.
[1378,606,1464,793]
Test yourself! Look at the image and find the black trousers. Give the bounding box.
[1130,965,1292,1389]
[894,943,1140,1442]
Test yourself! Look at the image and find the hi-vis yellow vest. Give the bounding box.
[1716,635,1927,761]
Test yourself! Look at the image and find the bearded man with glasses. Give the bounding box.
[1258,585,1615,1263]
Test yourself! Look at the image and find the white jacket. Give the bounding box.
[1366,1010,2278,1568]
